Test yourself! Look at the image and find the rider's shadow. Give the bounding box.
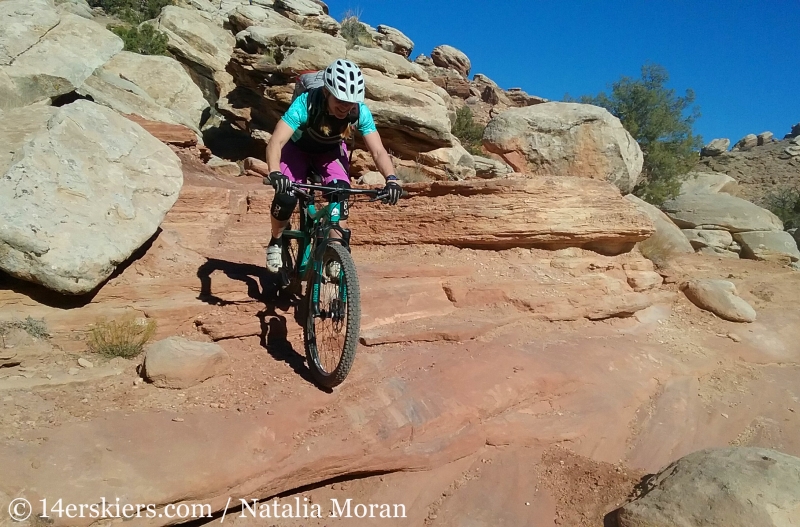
[196,258,325,390]
[196,258,272,306]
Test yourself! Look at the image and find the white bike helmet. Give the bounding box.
[323,59,365,103]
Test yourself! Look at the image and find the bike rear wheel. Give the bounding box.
[304,242,360,388]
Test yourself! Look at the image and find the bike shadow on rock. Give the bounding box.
[196,258,327,391]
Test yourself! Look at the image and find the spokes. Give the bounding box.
[314,271,347,373]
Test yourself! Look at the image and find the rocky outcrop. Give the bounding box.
[695,137,800,207]
[345,45,428,80]
[228,4,302,33]
[430,44,471,77]
[246,178,654,254]
[360,71,454,158]
[483,102,644,193]
[149,6,236,104]
[0,101,183,294]
[617,448,800,527]
[0,2,122,110]
[273,0,339,35]
[374,24,414,57]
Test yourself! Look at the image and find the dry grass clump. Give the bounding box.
[0,316,50,340]
[87,314,157,359]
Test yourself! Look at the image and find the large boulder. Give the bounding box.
[0,100,183,295]
[483,102,644,193]
[0,4,122,110]
[617,447,800,527]
[624,195,694,263]
[662,192,784,232]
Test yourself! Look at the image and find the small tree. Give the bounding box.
[575,64,702,205]
[452,106,485,156]
[764,186,800,230]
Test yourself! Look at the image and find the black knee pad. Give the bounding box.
[270,192,298,221]
[325,180,351,219]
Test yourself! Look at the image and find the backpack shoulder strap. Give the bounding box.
[306,87,326,127]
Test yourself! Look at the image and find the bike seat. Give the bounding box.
[308,168,323,185]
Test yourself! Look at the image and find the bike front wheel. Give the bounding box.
[304,242,360,388]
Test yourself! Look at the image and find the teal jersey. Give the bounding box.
[281,92,378,145]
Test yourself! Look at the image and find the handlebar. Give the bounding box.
[262,178,407,202]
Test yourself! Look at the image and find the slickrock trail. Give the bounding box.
[1,168,799,527]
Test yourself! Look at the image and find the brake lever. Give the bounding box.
[369,192,390,203]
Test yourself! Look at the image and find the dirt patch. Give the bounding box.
[538,445,646,527]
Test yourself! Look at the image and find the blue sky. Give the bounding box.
[325,0,800,147]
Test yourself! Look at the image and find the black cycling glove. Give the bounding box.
[383,176,402,205]
[268,171,291,194]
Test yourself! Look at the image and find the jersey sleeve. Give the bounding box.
[356,103,378,136]
[281,93,310,131]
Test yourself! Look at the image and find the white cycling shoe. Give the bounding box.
[266,244,282,273]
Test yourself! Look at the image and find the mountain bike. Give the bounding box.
[272,180,392,388]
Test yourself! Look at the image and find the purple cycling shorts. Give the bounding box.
[280,140,350,185]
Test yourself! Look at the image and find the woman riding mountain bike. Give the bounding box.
[264,58,403,273]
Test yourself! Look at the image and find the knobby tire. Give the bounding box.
[304,243,360,388]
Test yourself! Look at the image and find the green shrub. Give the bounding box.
[570,64,702,205]
[452,106,485,156]
[87,315,157,359]
[340,15,373,49]
[764,186,800,230]
[89,0,172,23]
[110,24,169,55]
